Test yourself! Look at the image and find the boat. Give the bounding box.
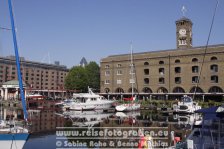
[115,111,140,118]
[62,87,115,110]
[115,44,141,112]
[0,0,29,148]
[173,105,224,148]
[173,95,201,113]
[26,93,44,100]
[115,98,141,112]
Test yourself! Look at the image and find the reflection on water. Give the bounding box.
[1,100,202,148]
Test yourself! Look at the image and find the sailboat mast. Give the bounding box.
[130,43,134,98]
[8,0,28,120]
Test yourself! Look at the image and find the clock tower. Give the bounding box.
[176,17,193,49]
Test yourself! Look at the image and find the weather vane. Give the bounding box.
[181,5,187,17]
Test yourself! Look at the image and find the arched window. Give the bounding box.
[173,87,185,93]
[104,88,110,93]
[192,58,198,62]
[210,56,217,61]
[157,87,168,93]
[175,59,180,63]
[142,87,152,93]
[128,88,138,93]
[144,62,149,66]
[189,87,204,93]
[115,88,124,93]
[208,86,223,93]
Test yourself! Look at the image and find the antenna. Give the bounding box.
[181,5,187,17]
[41,52,51,64]
[130,42,134,97]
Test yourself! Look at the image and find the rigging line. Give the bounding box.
[193,0,219,100]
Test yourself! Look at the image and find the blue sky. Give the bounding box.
[0,0,223,68]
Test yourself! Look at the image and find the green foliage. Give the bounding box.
[85,61,100,92]
[65,62,100,92]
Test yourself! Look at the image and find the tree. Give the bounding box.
[65,66,88,92]
[85,61,100,92]
[65,62,100,93]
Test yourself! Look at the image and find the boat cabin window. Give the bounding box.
[181,96,192,103]
[91,98,97,101]
[76,97,86,103]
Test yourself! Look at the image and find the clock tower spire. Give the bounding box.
[176,6,193,49]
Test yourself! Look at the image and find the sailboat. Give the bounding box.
[115,44,141,112]
[0,0,29,148]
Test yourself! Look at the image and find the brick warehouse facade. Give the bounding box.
[0,56,68,95]
[100,17,224,99]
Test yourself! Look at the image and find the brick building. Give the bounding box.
[100,17,224,99]
[0,56,69,98]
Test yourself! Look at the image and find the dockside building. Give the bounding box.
[0,56,69,98]
[100,17,224,99]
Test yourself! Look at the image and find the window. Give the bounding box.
[105,80,110,84]
[159,68,165,75]
[117,70,122,75]
[105,71,110,76]
[192,58,198,62]
[175,59,180,63]
[117,64,122,67]
[173,87,185,93]
[159,61,164,64]
[129,78,135,84]
[144,78,149,84]
[210,56,217,61]
[211,75,218,83]
[159,77,165,84]
[210,64,218,72]
[144,69,149,75]
[175,77,181,84]
[178,39,187,45]
[209,86,223,93]
[117,80,122,84]
[175,67,181,73]
[104,88,110,93]
[192,76,199,83]
[192,66,199,73]
[142,87,152,93]
[144,62,149,66]
[105,65,110,69]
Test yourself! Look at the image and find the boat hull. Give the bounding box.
[0,133,29,149]
[115,103,140,112]
[67,101,114,111]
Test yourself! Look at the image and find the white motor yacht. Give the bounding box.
[62,87,115,111]
[173,95,201,113]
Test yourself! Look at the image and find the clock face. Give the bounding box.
[179,29,186,35]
